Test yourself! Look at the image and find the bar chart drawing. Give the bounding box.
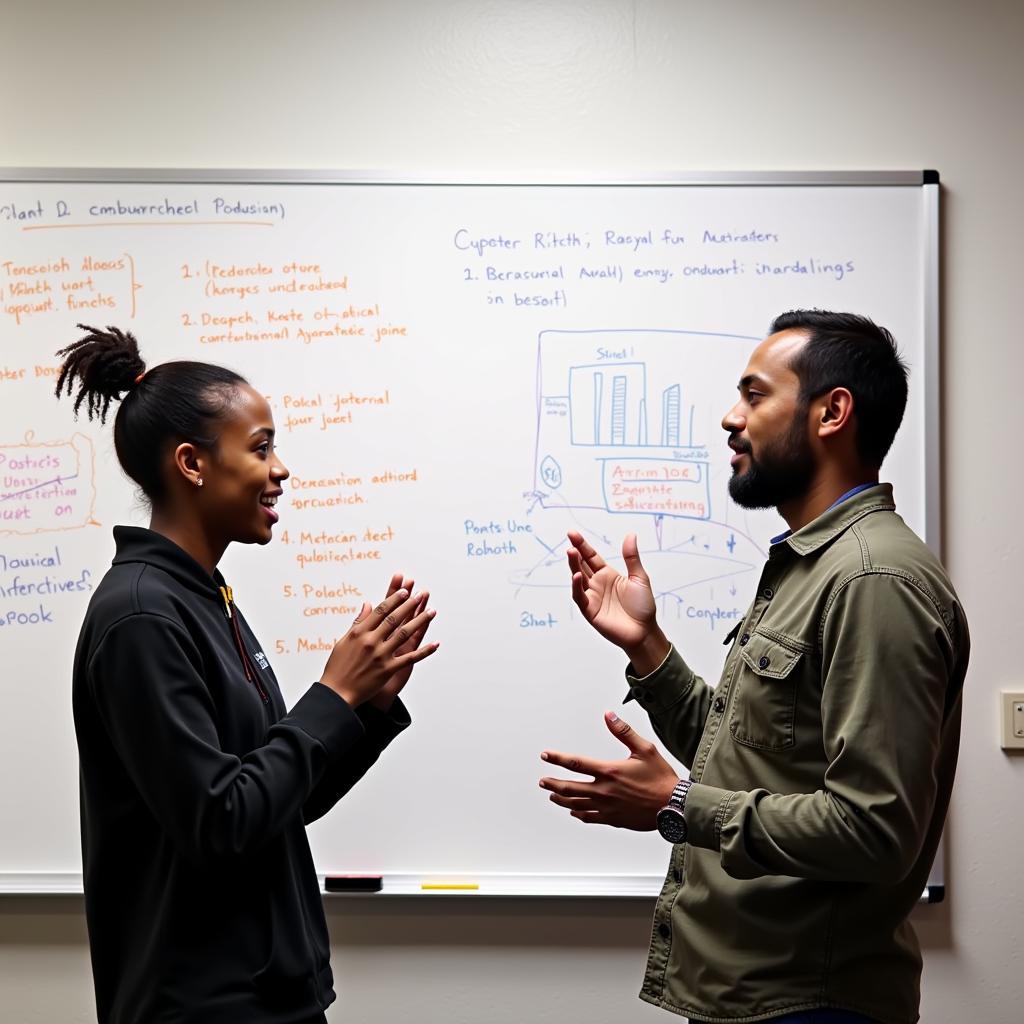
[570,363,649,447]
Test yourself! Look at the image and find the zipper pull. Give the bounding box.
[219,585,233,619]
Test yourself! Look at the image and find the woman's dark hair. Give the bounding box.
[771,309,909,469]
[55,324,247,502]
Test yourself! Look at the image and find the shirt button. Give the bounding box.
[658,923,671,940]
[758,656,770,669]
[713,697,726,713]
[739,633,750,646]
[762,587,774,600]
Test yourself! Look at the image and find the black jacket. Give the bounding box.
[73,526,408,1023]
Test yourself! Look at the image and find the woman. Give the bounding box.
[57,325,438,1024]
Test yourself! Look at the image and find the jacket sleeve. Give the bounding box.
[680,572,958,882]
[302,698,412,824]
[88,612,367,865]
[626,646,715,769]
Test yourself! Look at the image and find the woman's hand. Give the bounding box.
[367,575,436,711]
[319,575,437,707]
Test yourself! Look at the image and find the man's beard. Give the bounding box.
[728,411,816,510]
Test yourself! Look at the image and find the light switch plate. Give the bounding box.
[1000,692,1024,750]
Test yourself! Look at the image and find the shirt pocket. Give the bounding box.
[728,632,803,751]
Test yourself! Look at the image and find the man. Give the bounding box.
[540,310,968,1024]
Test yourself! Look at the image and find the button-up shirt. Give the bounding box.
[627,484,969,1024]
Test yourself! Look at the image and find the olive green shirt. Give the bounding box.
[628,484,968,1024]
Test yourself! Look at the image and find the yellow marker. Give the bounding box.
[420,882,479,891]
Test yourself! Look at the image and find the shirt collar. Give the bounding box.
[768,483,896,556]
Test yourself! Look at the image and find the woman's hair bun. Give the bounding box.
[54,324,147,423]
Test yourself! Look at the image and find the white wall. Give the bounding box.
[1,1,1021,1021]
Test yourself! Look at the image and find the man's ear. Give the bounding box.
[172,442,206,489]
[817,387,855,439]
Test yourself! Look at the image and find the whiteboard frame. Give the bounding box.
[5,168,927,186]
[0,872,943,903]
[0,169,942,897]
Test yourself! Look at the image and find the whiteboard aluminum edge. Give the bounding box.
[1,169,928,186]
[923,182,942,555]
[0,872,939,903]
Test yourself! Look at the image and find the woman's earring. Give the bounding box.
[196,478,204,488]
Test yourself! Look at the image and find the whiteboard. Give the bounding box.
[0,172,940,895]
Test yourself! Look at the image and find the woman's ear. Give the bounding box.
[172,442,206,489]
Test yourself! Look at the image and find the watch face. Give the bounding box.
[657,807,688,844]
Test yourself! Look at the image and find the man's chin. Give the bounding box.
[728,475,774,510]
[730,495,773,511]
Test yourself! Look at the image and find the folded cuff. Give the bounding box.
[623,646,698,714]
[684,783,737,851]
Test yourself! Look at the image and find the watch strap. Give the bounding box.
[668,778,691,813]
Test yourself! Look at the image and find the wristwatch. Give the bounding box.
[656,779,692,843]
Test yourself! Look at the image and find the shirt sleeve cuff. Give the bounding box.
[283,682,367,760]
[623,646,698,714]
[684,783,738,850]
[357,696,412,746]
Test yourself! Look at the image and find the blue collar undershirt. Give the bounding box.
[769,482,878,546]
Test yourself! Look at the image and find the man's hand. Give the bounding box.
[539,712,679,830]
[566,531,670,674]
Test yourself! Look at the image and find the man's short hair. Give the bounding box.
[771,309,909,469]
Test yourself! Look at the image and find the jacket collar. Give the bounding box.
[778,483,897,558]
[111,525,226,599]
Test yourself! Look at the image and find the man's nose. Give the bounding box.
[722,403,745,433]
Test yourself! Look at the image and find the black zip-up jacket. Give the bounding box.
[73,527,409,1023]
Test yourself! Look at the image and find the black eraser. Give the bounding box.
[325,875,383,892]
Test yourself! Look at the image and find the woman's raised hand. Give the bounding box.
[320,574,438,707]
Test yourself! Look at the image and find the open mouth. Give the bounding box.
[728,440,751,468]
[260,495,279,523]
